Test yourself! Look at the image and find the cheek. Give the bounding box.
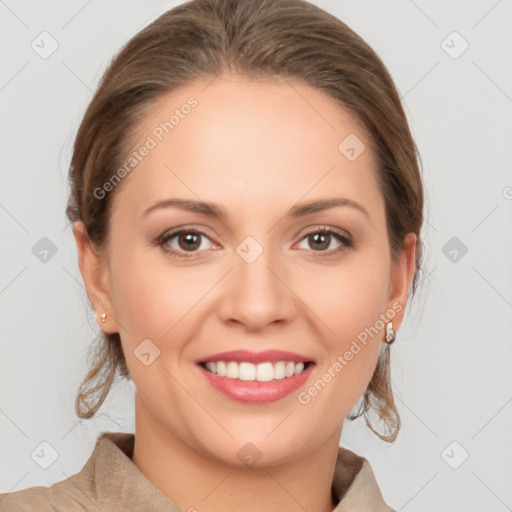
[109,248,215,343]
[297,253,389,405]
[303,255,390,345]
[109,254,203,393]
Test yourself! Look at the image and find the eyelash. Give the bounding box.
[155,226,354,259]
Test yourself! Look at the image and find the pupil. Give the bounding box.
[180,232,200,251]
[311,233,329,250]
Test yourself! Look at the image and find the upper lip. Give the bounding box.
[196,349,314,365]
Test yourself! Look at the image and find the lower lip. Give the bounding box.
[197,363,315,403]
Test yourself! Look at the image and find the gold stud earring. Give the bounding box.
[101,313,107,323]
[385,321,396,344]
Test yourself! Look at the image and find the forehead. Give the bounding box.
[110,74,383,224]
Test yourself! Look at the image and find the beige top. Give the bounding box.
[0,432,395,511]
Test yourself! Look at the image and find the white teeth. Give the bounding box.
[204,362,217,373]
[274,361,285,379]
[226,361,239,378]
[256,362,274,382]
[294,362,304,375]
[239,362,256,381]
[202,360,309,381]
[285,361,295,377]
[217,361,226,376]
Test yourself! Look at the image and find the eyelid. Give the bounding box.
[156,225,218,249]
[298,225,352,241]
[293,225,353,253]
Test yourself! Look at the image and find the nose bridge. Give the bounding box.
[219,232,295,329]
[237,235,279,292]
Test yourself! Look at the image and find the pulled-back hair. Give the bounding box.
[66,0,424,442]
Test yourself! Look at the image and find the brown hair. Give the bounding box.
[66,0,424,442]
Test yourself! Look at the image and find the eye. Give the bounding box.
[295,227,353,256]
[156,228,217,258]
[155,225,353,259]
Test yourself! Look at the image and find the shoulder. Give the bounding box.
[334,445,396,512]
[0,431,134,512]
[0,479,89,511]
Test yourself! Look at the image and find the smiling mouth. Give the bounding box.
[198,360,315,382]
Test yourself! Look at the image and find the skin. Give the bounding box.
[73,72,416,512]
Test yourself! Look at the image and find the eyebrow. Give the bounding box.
[141,197,370,220]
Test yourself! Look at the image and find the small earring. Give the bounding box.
[101,313,107,323]
[385,321,396,344]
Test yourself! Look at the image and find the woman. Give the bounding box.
[0,0,423,510]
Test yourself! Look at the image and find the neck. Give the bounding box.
[131,394,340,512]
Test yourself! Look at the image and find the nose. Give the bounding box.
[217,241,297,332]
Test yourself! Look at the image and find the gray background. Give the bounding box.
[1,1,511,510]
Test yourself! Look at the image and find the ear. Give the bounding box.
[72,221,119,333]
[384,232,417,332]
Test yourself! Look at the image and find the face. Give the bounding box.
[75,73,415,466]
